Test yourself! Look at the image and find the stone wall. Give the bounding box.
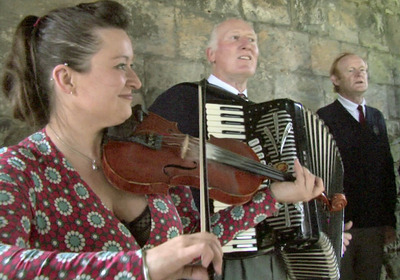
[1,0,400,278]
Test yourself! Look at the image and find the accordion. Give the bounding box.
[206,98,345,280]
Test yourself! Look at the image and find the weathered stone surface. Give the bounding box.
[144,58,206,105]
[310,38,341,76]
[369,51,396,85]
[386,14,400,55]
[257,25,311,72]
[175,13,214,60]
[243,0,290,25]
[291,0,329,35]
[247,61,275,103]
[274,73,326,111]
[326,2,360,44]
[122,0,176,58]
[365,83,391,118]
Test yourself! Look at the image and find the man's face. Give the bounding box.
[207,19,259,83]
[331,55,368,99]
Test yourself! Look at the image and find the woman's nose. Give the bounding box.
[127,69,142,90]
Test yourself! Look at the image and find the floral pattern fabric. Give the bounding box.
[0,129,277,278]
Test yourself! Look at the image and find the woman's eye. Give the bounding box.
[116,64,127,70]
[232,35,240,40]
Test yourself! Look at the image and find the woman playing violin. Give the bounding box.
[0,1,324,279]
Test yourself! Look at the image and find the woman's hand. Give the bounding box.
[270,158,325,203]
[145,232,223,280]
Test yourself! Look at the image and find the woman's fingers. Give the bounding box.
[145,232,223,280]
[180,236,223,274]
[293,158,324,201]
[270,159,325,203]
[178,265,209,280]
[312,176,325,199]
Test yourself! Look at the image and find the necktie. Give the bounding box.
[357,105,365,125]
[238,93,248,100]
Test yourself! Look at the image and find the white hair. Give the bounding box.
[207,18,255,51]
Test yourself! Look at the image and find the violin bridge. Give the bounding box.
[180,134,190,159]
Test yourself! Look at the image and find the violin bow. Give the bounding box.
[198,80,212,233]
[198,80,220,279]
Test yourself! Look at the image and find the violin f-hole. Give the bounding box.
[163,162,198,176]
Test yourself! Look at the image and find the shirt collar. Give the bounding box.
[337,94,366,115]
[338,94,365,108]
[207,74,248,97]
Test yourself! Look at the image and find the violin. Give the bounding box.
[102,109,346,211]
[103,111,266,205]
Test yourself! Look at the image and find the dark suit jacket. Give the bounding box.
[149,80,249,137]
[317,100,397,228]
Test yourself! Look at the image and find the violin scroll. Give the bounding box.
[317,192,347,212]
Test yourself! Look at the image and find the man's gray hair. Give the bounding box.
[207,18,255,51]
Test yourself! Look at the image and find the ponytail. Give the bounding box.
[2,15,49,127]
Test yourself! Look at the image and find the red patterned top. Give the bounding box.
[0,129,277,278]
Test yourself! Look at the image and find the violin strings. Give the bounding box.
[160,134,287,181]
[192,139,287,181]
[206,144,286,181]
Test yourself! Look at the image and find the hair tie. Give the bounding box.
[33,17,41,27]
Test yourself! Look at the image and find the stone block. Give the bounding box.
[310,38,340,76]
[368,51,395,85]
[126,0,176,58]
[176,14,214,60]
[274,73,326,111]
[257,25,310,72]
[326,3,359,44]
[242,0,290,25]
[144,58,205,105]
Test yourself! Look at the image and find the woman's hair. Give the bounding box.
[2,0,130,127]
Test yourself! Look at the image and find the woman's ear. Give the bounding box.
[51,64,74,95]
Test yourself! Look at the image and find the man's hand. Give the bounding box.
[342,221,353,256]
[384,225,396,245]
